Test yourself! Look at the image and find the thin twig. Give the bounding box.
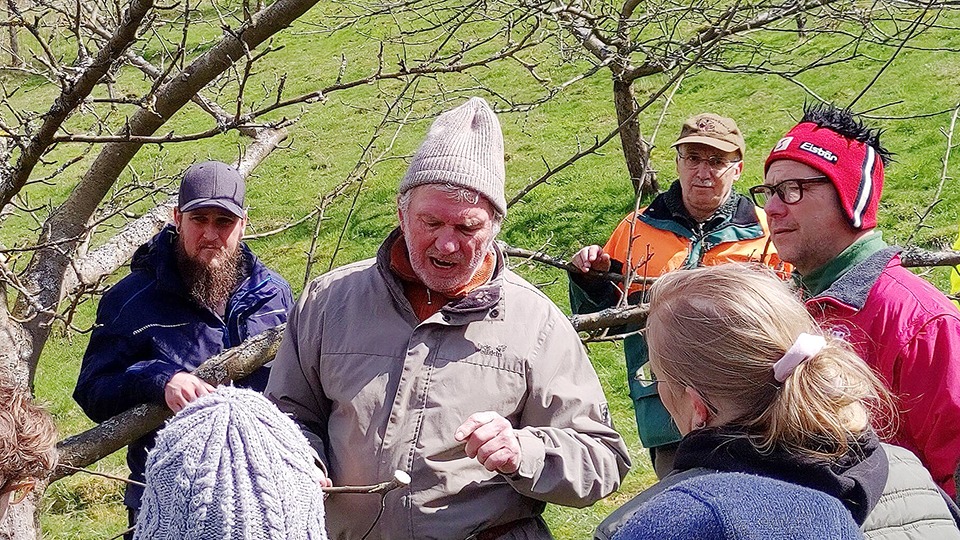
[56,464,146,487]
[906,102,959,245]
[501,243,655,285]
[848,1,934,108]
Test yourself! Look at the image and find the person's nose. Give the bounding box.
[695,161,718,180]
[201,223,219,241]
[763,190,788,218]
[434,228,459,255]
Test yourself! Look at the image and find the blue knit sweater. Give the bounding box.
[613,472,863,540]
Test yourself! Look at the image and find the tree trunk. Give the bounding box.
[613,79,656,198]
[5,0,20,68]
[0,491,40,540]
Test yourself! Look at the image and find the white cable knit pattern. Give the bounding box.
[133,386,328,540]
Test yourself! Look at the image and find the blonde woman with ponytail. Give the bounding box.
[600,264,960,540]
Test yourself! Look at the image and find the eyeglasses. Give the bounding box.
[677,152,741,172]
[637,367,722,418]
[1,477,36,505]
[635,374,659,388]
[749,176,830,206]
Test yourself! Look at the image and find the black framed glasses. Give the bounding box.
[749,176,830,206]
[677,152,741,172]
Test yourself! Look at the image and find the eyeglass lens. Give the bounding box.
[750,177,828,206]
[678,153,737,171]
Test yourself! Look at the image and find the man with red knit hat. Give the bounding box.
[753,103,960,497]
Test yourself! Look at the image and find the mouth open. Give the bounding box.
[430,257,456,269]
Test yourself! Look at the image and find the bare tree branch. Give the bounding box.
[52,325,286,483]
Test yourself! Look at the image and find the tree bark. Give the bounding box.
[53,325,285,481]
[900,248,960,268]
[571,304,648,332]
[613,79,656,197]
[5,0,20,68]
[0,492,40,540]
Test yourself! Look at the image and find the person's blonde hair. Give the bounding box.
[0,377,58,482]
[646,264,892,459]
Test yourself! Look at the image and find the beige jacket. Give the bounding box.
[266,230,630,540]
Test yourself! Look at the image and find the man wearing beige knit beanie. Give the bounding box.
[268,97,630,539]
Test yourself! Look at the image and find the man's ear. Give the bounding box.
[173,207,182,228]
[685,386,713,429]
[397,205,406,233]
[731,158,744,179]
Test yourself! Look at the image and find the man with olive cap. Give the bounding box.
[569,113,787,478]
[74,160,293,536]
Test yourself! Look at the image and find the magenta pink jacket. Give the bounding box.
[806,247,960,497]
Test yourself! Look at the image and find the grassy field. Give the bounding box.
[9,1,960,538]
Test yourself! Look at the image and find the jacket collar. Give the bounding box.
[643,181,762,236]
[673,426,888,524]
[806,246,901,311]
[647,180,753,230]
[377,228,504,324]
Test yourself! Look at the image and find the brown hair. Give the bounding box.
[0,377,58,482]
[646,264,892,459]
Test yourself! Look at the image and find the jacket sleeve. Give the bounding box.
[505,309,631,507]
[264,284,331,466]
[569,212,647,316]
[896,313,960,497]
[73,296,183,422]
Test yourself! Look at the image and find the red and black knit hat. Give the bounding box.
[764,121,884,230]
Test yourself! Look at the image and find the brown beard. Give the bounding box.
[174,238,244,314]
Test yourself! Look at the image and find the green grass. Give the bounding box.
[11,0,960,537]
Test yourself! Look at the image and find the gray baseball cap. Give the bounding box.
[178,161,245,217]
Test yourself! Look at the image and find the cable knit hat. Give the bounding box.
[765,114,885,230]
[133,387,328,540]
[399,97,507,216]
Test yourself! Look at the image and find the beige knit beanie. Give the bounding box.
[399,97,507,216]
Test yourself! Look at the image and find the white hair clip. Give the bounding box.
[773,333,826,382]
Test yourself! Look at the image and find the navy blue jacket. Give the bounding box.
[612,472,863,540]
[74,225,293,508]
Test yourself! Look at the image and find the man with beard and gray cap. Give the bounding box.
[74,160,293,538]
[267,97,630,539]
